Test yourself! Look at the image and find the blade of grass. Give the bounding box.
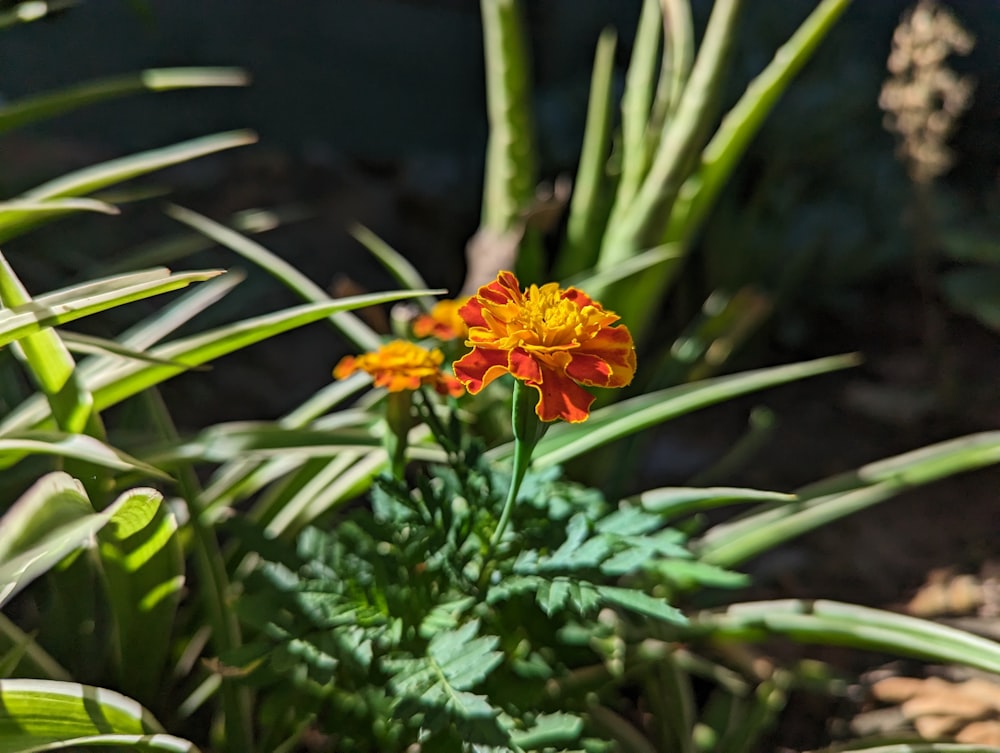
[349,224,433,309]
[665,0,853,246]
[555,28,618,279]
[0,252,96,435]
[695,431,1000,569]
[164,203,381,350]
[0,131,256,242]
[692,599,1000,675]
[488,354,859,467]
[0,67,247,134]
[615,0,663,211]
[0,268,222,352]
[0,678,197,753]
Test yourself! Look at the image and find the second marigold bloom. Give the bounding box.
[334,340,464,397]
[412,297,470,341]
[453,271,636,423]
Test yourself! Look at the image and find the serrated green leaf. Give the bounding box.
[597,586,686,624]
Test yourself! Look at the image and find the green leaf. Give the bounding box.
[0,268,222,353]
[0,678,197,753]
[489,354,859,467]
[0,473,162,608]
[633,486,796,521]
[349,224,434,309]
[597,585,686,624]
[0,67,247,134]
[0,252,94,434]
[692,599,1000,675]
[665,0,853,246]
[164,204,382,350]
[384,620,503,699]
[98,490,184,702]
[0,132,256,242]
[508,712,584,749]
[556,28,617,279]
[0,433,169,478]
[696,431,1000,569]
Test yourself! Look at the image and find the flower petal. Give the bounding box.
[507,347,542,382]
[531,366,595,423]
[333,355,358,380]
[565,352,613,386]
[579,326,636,387]
[453,347,510,393]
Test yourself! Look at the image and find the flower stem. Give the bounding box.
[491,379,541,548]
[385,391,414,480]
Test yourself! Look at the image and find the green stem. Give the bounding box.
[385,391,414,481]
[490,379,541,548]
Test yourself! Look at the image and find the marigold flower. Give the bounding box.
[334,339,464,397]
[412,297,470,341]
[453,271,636,423]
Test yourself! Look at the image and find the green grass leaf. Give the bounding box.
[695,431,1000,569]
[0,678,197,753]
[0,132,255,242]
[164,204,382,350]
[692,599,1000,676]
[0,67,247,134]
[0,473,163,608]
[489,354,859,467]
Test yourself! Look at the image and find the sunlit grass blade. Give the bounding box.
[148,415,380,465]
[87,291,439,414]
[0,678,197,752]
[0,131,256,242]
[0,268,222,351]
[665,0,852,245]
[0,67,247,134]
[0,272,241,439]
[164,203,381,350]
[0,252,95,435]
[556,28,617,279]
[616,0,662,210]
[349,224,433,308]
[692,599,1000,675]
[0,198,120,224]
[695,431,1000,569]
[0,472,162,608]
[633,487,795,521]
[97,489,184,702]
[654,0,695,128]
[489,354,859,467]
[0,433,169,479]
[195,374,371,517]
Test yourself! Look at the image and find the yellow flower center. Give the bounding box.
[483,283,612,353]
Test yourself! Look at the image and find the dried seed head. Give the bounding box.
[879,0,975,184]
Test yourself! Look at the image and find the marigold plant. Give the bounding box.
[334,339,464,397]
[412,297,470,341]
[454,270,636,423]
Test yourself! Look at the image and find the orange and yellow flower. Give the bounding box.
[334,339,464,397]
[412,297,470,341]
[453,271,636,423]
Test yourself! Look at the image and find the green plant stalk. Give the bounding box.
[490,380,541,549]
[385,391,414,481]
[143,391,254,753]
[479,0,540,281]
[556,28,617,279]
